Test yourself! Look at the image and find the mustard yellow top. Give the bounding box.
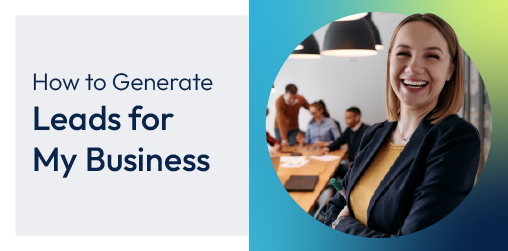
[349,139,405,226]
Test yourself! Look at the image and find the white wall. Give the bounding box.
[266,12,407,136]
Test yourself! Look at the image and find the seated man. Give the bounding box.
[322,107,369,165]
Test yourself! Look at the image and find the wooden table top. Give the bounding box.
[274,146,346,213]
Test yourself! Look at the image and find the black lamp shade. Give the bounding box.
[322,18,378,57]
[289,34,321,59]
[365,12,383,50]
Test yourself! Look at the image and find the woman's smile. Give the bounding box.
[400,78,430,93]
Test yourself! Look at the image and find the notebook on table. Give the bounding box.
[284,175,319,191]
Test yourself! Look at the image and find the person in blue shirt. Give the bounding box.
[297,100,341,146]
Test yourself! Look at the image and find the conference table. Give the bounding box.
[275,146,346,213]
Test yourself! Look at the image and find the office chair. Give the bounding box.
[313,187,333,223]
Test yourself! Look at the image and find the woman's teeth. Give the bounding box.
[403,80,428,89]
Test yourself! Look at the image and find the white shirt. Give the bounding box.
[352,121,363,132]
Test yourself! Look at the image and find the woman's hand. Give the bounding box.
[314,141,329,147]
[331,205,350,229]
[316,147,330,156]
[339,205,350,218]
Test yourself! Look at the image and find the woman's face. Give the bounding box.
[310,106,323,120]
[389,21,454,110]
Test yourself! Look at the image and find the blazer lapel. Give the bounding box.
[346,120,396,218]
[366,116,433,219]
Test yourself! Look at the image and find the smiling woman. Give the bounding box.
[325,13,481,237]
[387,18,463,129]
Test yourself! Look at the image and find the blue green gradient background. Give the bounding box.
[250,0,506,250]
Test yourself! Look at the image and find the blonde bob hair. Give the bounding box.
[386,13,464,124]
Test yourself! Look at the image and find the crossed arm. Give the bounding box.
[324,124,480,237]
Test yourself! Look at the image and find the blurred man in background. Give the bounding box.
[325,107,369,164]
[274,84,309,146]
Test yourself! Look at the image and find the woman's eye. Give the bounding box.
[397,52,410,57]
[428,54,440,59]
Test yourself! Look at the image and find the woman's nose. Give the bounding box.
[405,57,424,75]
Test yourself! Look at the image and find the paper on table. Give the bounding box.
[280,156,307,162]
[310,155,341,162]
[279,159,309,168]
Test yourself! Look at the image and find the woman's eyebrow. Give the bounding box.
[425,46,443,53]
[396,44,411,49]
[395,44,443,53]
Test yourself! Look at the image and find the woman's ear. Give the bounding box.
[447,61,455,80]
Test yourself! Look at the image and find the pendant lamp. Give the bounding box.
[322,18,378,57]
[365,12,383,50]
[289,34,321,59]
[335,12,368,21]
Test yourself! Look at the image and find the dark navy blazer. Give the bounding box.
[324,114,480,237]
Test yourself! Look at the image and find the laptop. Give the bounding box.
[284,175,319,192]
